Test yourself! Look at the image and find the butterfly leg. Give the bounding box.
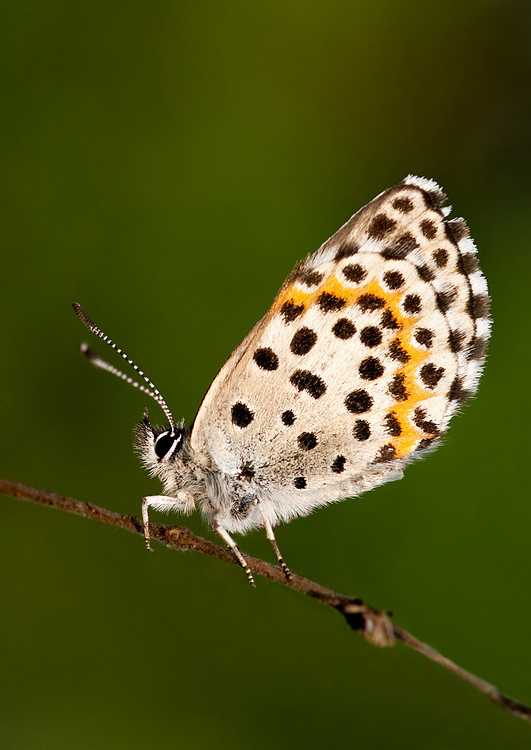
[213,521,256,588]
[259,509,292,581]
[142,494,192,551]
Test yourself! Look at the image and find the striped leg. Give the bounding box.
[214,521,255,588]
[259,510,292,581]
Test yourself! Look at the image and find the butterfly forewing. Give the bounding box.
[190,176,490,516]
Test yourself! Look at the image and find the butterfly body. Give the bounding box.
[136,415,404,536]
[75,175,490,584]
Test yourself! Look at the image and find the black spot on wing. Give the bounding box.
[342,263,367,283]
[290,327,318,355]
[388,373,408,401]
[253,347,279,370]
[415,328,434,347]
[345,389,373,413]
[403,294,422,314]
[231,403,254,428]
[318,292,346,312]
[392,196,414,213]
[332,318,356,339]
[388,338,410,363]
[384,412,402,436]
[383,270,405,289]
[280,301,304,322]
[375,443,397,463]
[331,455,346,473]
[433,248,449,268]
[357,294,385,312]
[420,219,437,239]
[359,357,384,380]
[353,420,371,441]
[420,363,445,389]
[420,219,437,240]
[367,213,397,239]
[290,369,327,399]
[297,432,318,451]
[292,269,324,287]
[360,326,382,347]
[281,410,295,426]
[380,309,400,330]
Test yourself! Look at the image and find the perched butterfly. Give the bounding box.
[74,176,491,586]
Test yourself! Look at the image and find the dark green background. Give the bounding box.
[1,2,530,748]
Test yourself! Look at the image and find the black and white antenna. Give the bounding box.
[72,303,176,435]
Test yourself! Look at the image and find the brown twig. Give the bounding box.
[1,476,530,723]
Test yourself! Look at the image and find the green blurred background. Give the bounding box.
[1,1,530,748]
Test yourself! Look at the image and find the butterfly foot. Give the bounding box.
[260,512,291,582]
[280,559,292,581]
[246,568,257,588]
[142,522,153,552]
[227,547,256,587]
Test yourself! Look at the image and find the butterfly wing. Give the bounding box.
[190,176,490,522]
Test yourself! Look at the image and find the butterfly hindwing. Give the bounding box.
[190,176,490,520]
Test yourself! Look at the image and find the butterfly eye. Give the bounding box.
[154,430,181,460]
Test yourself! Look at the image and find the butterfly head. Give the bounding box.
[135,409,188,480]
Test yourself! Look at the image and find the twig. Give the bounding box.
[1,476,530,724]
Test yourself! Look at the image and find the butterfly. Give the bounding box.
[74,175,491,586]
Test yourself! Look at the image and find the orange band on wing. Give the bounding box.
[274,275,438,458]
